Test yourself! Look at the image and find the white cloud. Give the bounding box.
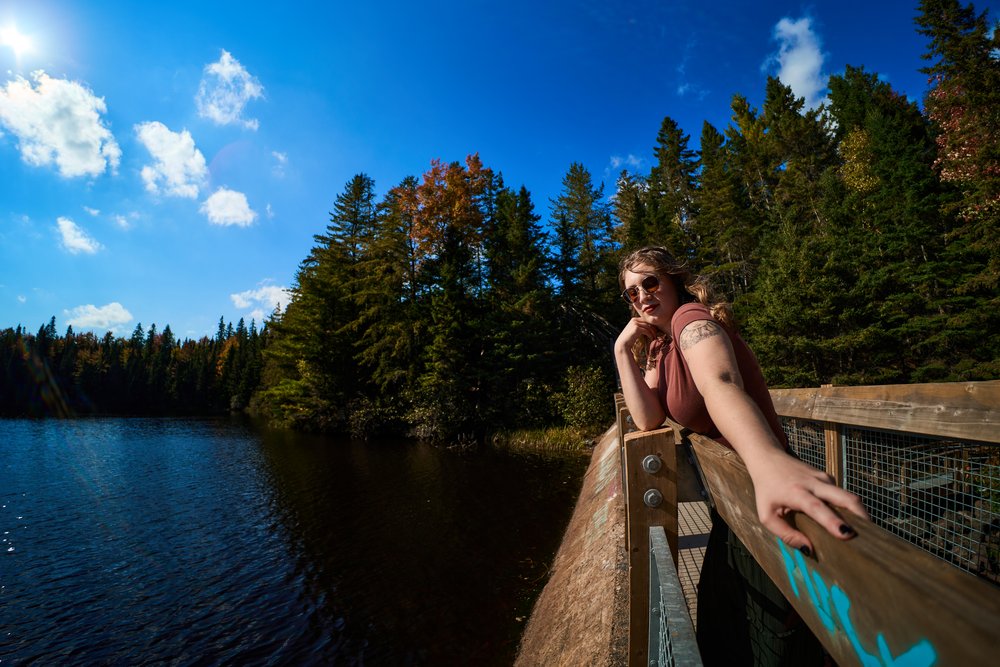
[17,295,26,303]
[765,17,828,109]
[231,282,292,318]
[57,217,102,254]
[201,187,257,226]
[84,206,100,216]
[674,39,708,100]
[610,154,644,171]
[64,302,133,333]
[265,203,274,218]
[135,121,207,198]
[0,70,121,177]
[271,150,287,177]
[113,214,132,230]
[196,50,264,130]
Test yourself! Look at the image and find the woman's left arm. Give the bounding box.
[679,319,869,555]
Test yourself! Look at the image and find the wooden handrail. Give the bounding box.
[770,380,1000,443]
[617,381,1000,666]
[686,429,1000,666]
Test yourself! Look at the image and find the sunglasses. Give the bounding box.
[620,275,661,304]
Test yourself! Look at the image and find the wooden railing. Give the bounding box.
[772,381,1000,582]
[617,380,1000,667]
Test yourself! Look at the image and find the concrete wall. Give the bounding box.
[515,425,628,666]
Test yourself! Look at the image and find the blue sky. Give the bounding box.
[1,0,996,339]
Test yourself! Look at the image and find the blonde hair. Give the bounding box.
[619,246,736,365]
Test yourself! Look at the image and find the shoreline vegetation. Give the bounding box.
[490,426,603,456]
[2,2,997,446]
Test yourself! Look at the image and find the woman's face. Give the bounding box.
[622,263,679,332]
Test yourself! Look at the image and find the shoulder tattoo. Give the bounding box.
[678,320,723,351]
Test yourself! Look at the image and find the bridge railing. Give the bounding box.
[617,380,1000,667]
[771,381,1000,584]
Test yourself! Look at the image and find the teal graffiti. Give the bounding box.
[776,540,937,667]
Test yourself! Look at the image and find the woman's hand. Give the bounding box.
[745,447,870,555]
[614,316,661,355]
[614,317,666,431]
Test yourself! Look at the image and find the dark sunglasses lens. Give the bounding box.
[622,275,660,303]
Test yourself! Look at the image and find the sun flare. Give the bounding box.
[1,25,33,58]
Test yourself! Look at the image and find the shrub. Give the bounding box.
[550,365,612,430]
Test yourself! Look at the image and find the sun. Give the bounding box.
[1,25,33,59]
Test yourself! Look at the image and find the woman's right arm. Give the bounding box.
[614,318,666,431]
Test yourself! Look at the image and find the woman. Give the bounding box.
[614,246,868,665]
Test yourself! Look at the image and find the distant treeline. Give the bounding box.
[0,317,265,418]
[2,1,997,443]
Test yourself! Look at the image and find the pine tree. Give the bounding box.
[691,121,754,299]
[646,116,697,256]
[352,176,423,399]
[739,79,839,385]
[549,163,614,306]
[481,185,557,427]
[917,0,1000,327]
[611,170,651,250]
[409,157,495,441]
[258,174,379,430]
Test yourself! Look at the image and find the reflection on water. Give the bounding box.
[0,418,587,665]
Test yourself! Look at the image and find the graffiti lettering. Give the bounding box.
[776,540,937,667]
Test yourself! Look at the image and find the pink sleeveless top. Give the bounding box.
[647,303,787,448]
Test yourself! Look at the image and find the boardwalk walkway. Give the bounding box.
[677,501,710,627]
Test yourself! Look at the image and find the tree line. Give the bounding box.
[0,317,265,417]
[2,0,996,442]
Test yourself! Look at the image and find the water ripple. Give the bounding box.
[0,418,587,665]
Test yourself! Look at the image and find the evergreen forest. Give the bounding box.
[2,0,997,444]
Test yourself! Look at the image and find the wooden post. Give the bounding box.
[824,421,844,487]
[616,398,632,542]
[819,384,845,487]
[623,427,676,667]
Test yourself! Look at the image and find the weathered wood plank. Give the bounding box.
[769,387,819,420]
[771,381,1000,443]
[823,421,843,487]
[688,432,1000,667]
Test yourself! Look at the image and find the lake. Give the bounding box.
[0,418,589,665]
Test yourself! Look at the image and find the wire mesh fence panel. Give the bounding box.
[781,417,827,473]
[841,426,1000,585]
[781,418,1000,584]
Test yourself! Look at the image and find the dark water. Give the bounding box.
[0,418,589,665]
